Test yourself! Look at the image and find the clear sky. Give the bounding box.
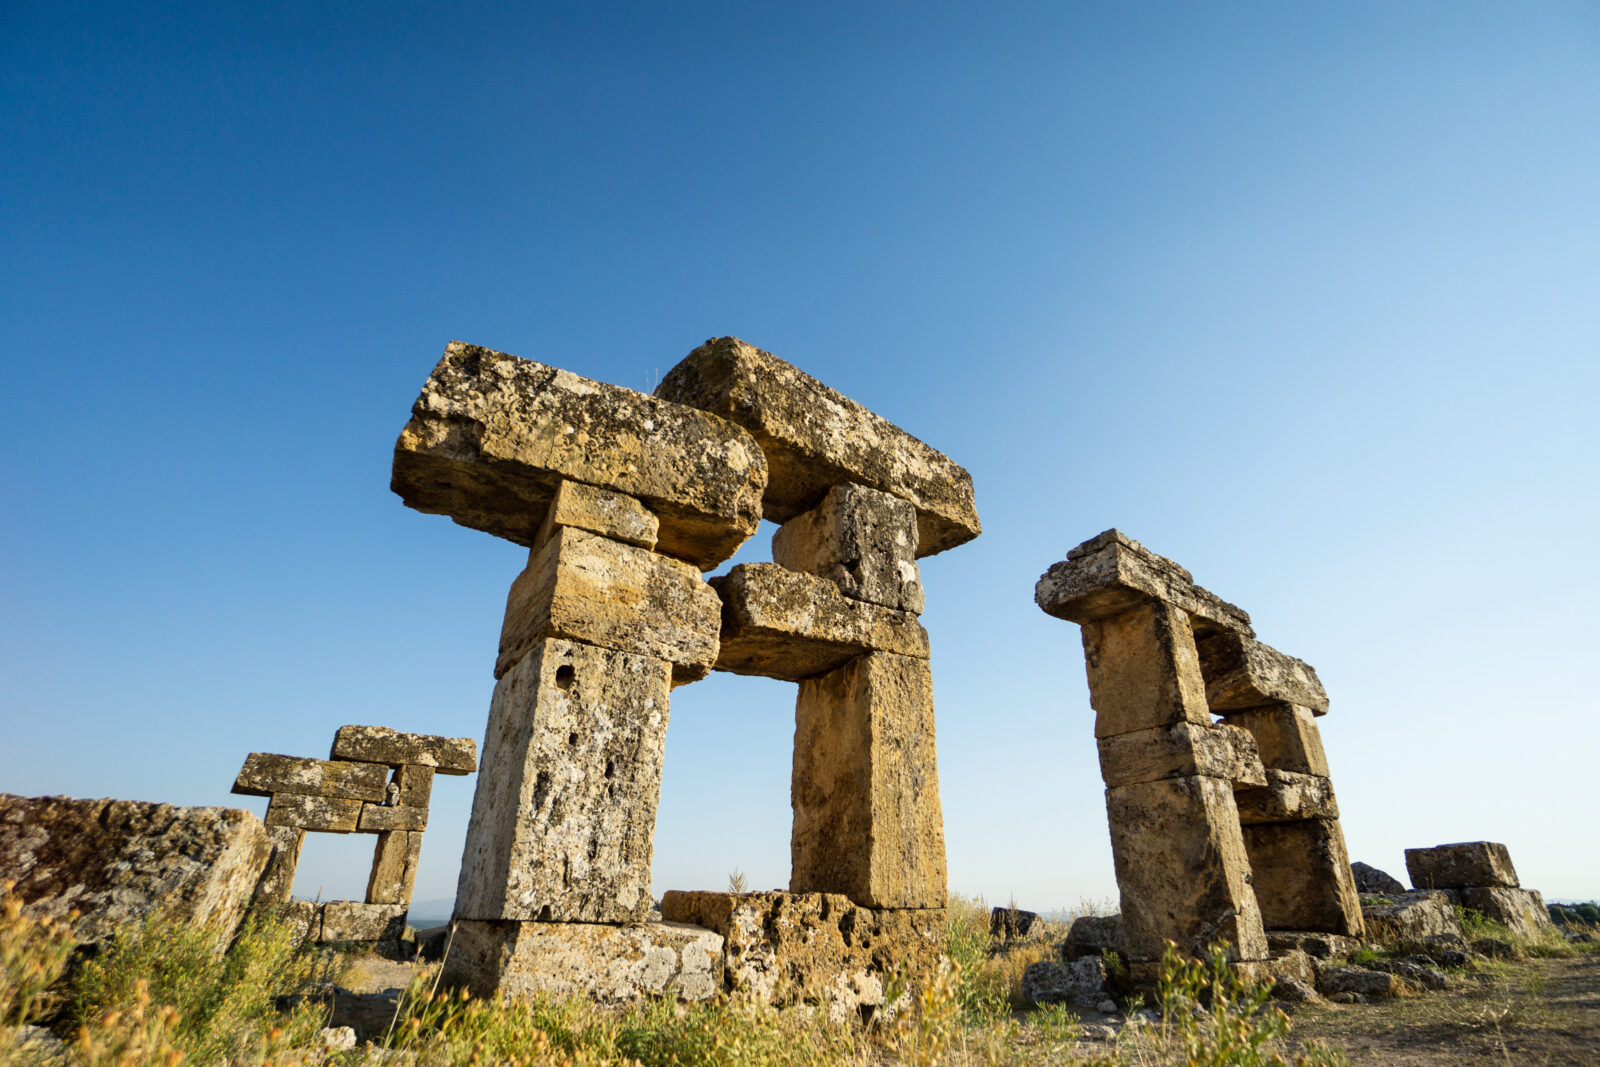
[4,3,1597,914]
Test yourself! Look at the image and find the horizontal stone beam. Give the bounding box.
[231,753,390,802]
[358,804,428,832]
[265,794,361,833]
[1095,722,1267,789]
[441,919,724,1002]
[537,479,658,550]
[1197,632,1329,714]
[1036,530,1252,636]
[319,901,407,942]
[330,726,477,775]
[709,564,929,681]
[392,342,767,570]
[1405,841,1520,890]
[1232,771,1339,824]
[655,338,980,558]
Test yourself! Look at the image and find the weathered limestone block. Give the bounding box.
[231,754,390,801]
[771,482,924,613]
[1351,861,1407,896]
[1233,771,1339,824]
[1459,887,1554,938]
[358,804,428,832]
[1036,530,1253,637]
[253,825,305,905]
[1265,930,1361,960]
[0,794,270,945]
[1316,966,1406,1000]
[392,341,766,569]
[457,638,670,924]
[272,899,323,943]
[1240,819,1364,936]
[1196,632,1329,715]
[1104,775,1267,962]
[1095,721,1266,788]
[441,919,724,1003]
[792,652,946,908]
[367,831,423,906]
[710,564,928,681]
[497,525,721,684]
[655,337,980,557]
[537,478,659,550]
[266,794,362,833]
[659,891,944,1018]
[319,901,408,942]
[1360,892,1464,945]
[330,726,478,775]
[1079,600,1212,739]
[1405,841,1521,889]
[990,907,1043,941]
[1217,704,1330,776]
[392,764,435,809]
[1062,914,1126,960]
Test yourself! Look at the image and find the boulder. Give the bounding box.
[1360,891,1464,946]
[1194,632,1328,715]
[1350,862,1407,896]
[1405,842,1520,889]
[1063,914,1126,961]
[772,482,925,614]
[1035,530,1252,637]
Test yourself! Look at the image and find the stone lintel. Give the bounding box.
[1233,771,1339,824]
[654,337,980,558]
[1036,530,1252,637]
[391,341,766,570]
[1241,819,1364,937]
[771,482,924,614]
[709,564,929,681]
[319,901,408,942]
[536,478,659,551]
[231,753,391,801]
[1216,703,1330,776]
[1096,721,1267,789]
[1197,631,1329,715]
[265,794,361,833]
[330,726,478,775]
[358,803,428,832]
[1404,841,1521,890]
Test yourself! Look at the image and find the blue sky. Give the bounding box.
[4,2,1597,912]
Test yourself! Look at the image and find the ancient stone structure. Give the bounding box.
[231,725,476,943]
[1405,841,1554,938]
[1035,530,1362,980]
[394,337,977,1007]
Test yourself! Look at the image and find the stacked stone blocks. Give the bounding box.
[1406,842,1554,939]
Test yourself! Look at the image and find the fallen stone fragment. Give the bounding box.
[1470,936,1523,960]
[1368,958,1450,991]
[319,1027,357,1052]
[1080,600,1214,739]
[1062,914,1126,961]
[1196,632,1329,714]
[392,341,767,569]
[710,564,929,681]
[1270,977,1320,1003]
[231,754,390,802]
[497,525,721,684]
[367,830,423,905]
[319,901,408,942]
[1217,704,1331,775]
[1241,819,1364,936]
[1035,530,1252,636]
[265,794,362,833]
[1233,771,1339,824]
[655,337,980,557]
[1360,891,1464,946]
[1458,886,1554,938]
[772,482,924,613]
[330,726,477,775]
[253,825,305,905]
[441,919,724,1002]
[1264,931,1361,960]
[991,906,1042,941]
[1096,721,1266,788]
[1315,966,1406,1000]
[537,478,659,550]
[1405,841,1520,890]
[1260,948,1316,987]
[1350,861,1407,896]
[1022,955,1109,1008]
[0,794,270,946]
[358,803,428,833]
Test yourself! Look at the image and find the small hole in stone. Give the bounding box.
[568,732,579,747]
[555,665,576,689]
[537,905,552,922]
[604,760,615,779]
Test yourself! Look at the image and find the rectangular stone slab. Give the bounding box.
[654,337,980,558]
[1036,529,1253,637]
[1404,841,1521,889]
[367,830,423,905]
[1233,770,1340,824]
[1197,632,1329,715]
[253,825,305,905]
[265,793,361,833]
[392,341,766,570]
[771,482,924,613]
[358,804,428,832]
[1215,703,1330,775]
[1241,818,1364,936]
[792,652,947,908]
[710,564,929,681]
[1458,886,1553,938]
[231,753,390,802]
[319,901,407,942]
[536,479,658,550]
[456,638,671,924]
[330,726,477,774]
[1079,600,1214,739]
[1096,721,1267,789]
[497,525,721,684]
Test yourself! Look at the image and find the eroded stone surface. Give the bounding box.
[253,825,305,905]
[457,639,671,924]
[1351,861,1407,896]
[1405,841,1520,889]
[232,754,390,802]
[1233,771,1339,825]
[0,794,270,945]
[1095,721,1266,788]
[655,337,979,557]
[358,804,428,832]
[1216,704,1330,775]
[367,831,423,905]
[331,726,478,775]
[393,341,766,569]
[537,479,659,550]
[1062,914,1126,960]
[1080,600,1212,739]
[1036,530,1252,636]
[1196,632,1329,715]
[1241,819,1364,936]
[1458,887,1553,938]
[266,794,361,833]
[792,652,946,909]
[497,526,720,684]
[710,564,928,681]
[1360,891,1464,945]
[772,482,924,613]
[319,902,408,942]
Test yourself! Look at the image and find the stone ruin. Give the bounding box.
[1036,530,1363,984]
[1405,841,1554,940]
[231,725,477,945]
[389,337,979,1010]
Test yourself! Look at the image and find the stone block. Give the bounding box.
[392,341,766,570]
[655,337,980,557]
[1360,891,1464,946]
[0,794,270,946]
[792,652,946,909]
[367,831,423,906]
[270,899,323,943]
[1264,930,1361,960]
[497,525,721,684]
[330,726,478,775]
[253,825,305,905]
[1036,530,1252,637]
[537,478,658,550]
[1021,955,1108,1008]
[710,564,929,681]
[358,804,428,832]
[456,638,671,924]
[1196,633,1329,715]
[319,901,408,942]
[1104,775,1267,962]
[231,753,391,801]
[1233,771,1339,824]
[1080,600,1213,739]
[392,764,434,809]
[1458,887,1554,938]
[1351,861,1407,896]
[990,906,1042,940]
[1240,819,1364,936]
[1216,704,1330,775]
[1316,966,1405,1000]
[658,891,944,1018]
[1062,914,1126,960]
[1095,721,1266,788]
[441,919,724,1003]
[265,793,362,833]
[771,482,924,613]
[1405,841,1520,889]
